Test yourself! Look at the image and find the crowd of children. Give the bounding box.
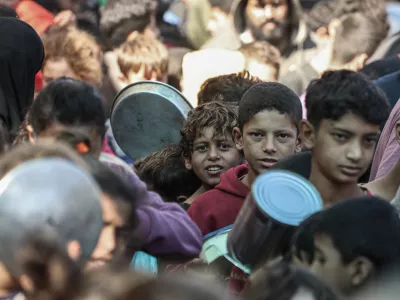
[1,0,400,300]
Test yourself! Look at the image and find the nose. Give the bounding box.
[346,141,362,163]
[207,145,220,161]
[262,135,277,154]
[264,5,273,19]
[101,227,116,255]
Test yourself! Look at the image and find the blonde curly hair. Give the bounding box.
[42,26,102,86]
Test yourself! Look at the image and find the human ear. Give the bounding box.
[328,18,341,37]
[348,257,374,288]
[184,158,192,170]
[349,53,369,71]
[27,124,35,143]
[316,26,329,38]
[299,120,316,150]
[233,127,244,151]
[295,136,303,153]
[66,240,81,261]
[396,122,400,144]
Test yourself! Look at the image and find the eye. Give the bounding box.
[218,143,232,150]
[315,253,326,265]
[250,132,263,138]
[276,133,290,140]
[195,145,208,152]
[332,133,348,142]
[364,138,378,147]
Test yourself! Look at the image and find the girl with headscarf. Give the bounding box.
[0,17,44,140]
[365,99,400,200]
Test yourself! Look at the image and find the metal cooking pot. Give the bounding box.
[227,170,323,272]
[110,81,193,160]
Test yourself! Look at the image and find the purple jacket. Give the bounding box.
[99,153,202,257]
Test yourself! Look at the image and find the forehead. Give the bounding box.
[318,113,380,135]
[43,58,75,77]
[244,110,297,132]
[101,194,128,226]
[248,0,288,6]
[195,126,232,141]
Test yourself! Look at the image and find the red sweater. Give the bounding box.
[187,164,249,236]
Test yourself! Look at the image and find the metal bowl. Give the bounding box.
[110,81,193,160]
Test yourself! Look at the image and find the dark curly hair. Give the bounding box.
[197,71,261,105]
[180,102,238,159]
[305,70,390,129]
[239,82,302,131]
[135,144,201,202]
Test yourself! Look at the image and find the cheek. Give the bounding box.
[276,141,297,157]
[190,154,206,173]
[246,7,261,24]
[275,6,288,20]
[221,149,242,165]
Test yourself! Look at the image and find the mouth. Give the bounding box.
[259,158,278,168]
[263,22,277,30]
[87,259,109,269]
[339,166,363,177]
[205,165,224,175]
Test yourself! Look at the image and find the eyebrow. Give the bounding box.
[330,127,354,135]
[331,127,380,137]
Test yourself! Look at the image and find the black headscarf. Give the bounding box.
[0,17,44,139]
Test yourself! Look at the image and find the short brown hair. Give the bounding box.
[197,71,261,105]
[42,26,102,86]
[116,33,169,81]
[180,102,238,159]
[240,41,281,78]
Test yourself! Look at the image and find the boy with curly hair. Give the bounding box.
[180,101,243,206]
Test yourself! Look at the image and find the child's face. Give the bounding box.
[234,110,300,177]
[296,233,372,295]
[185,127,242,189]
[302,113,380,184]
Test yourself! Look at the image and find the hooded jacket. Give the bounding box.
[187,164,249,236]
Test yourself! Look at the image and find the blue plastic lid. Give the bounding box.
[252,170,323,226]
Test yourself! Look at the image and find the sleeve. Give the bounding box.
[187,195,216,236]
[122,164,203,257]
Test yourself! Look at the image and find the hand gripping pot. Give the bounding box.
[110,81,193,160]
[227,170,323,273]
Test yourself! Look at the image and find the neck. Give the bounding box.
[184,185,208,205]
[242,167,258,188]
[309,46,331,75]
[309,160,362,206]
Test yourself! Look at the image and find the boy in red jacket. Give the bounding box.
[180,101,244,207]
[187,82,303,235]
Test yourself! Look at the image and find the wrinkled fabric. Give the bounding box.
[370,99,400,181]
[0,18,44,138]
[187,164,249,236]
[99,153,202,257]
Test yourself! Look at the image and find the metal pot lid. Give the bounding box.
[110,81,193,160]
